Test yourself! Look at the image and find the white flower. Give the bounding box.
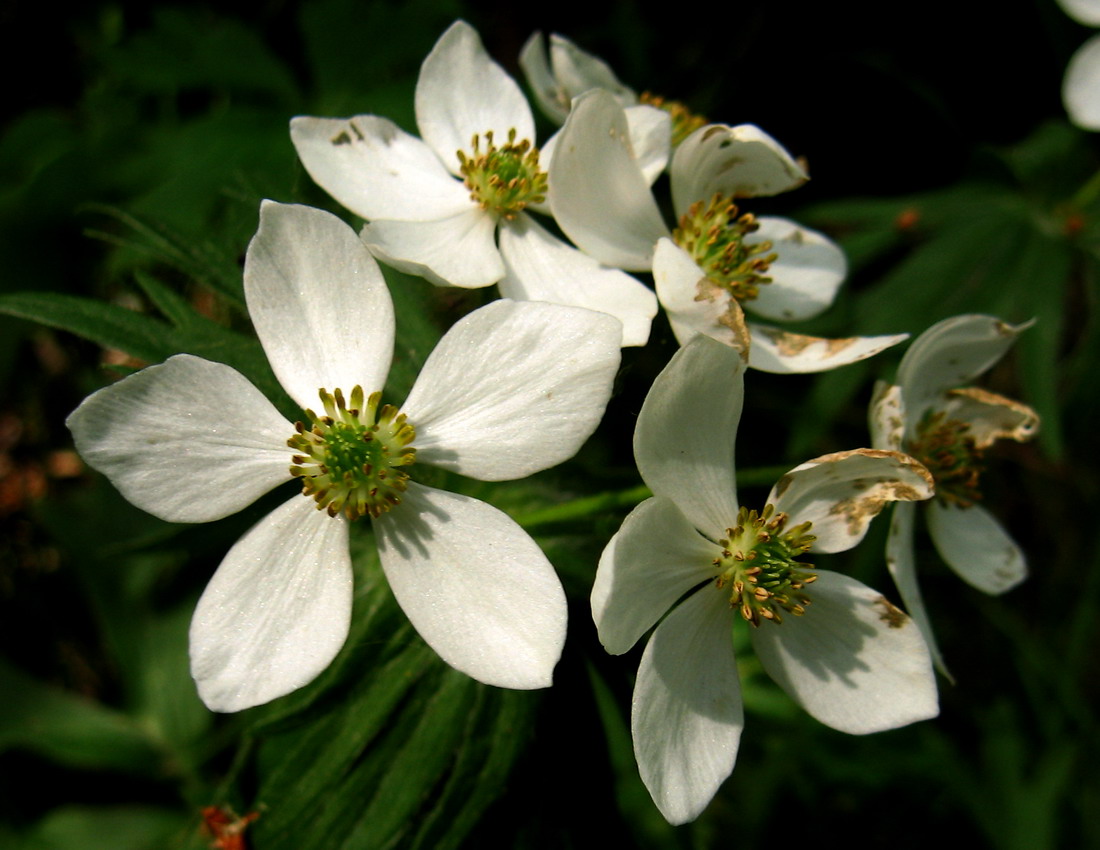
[549,90,909,372]
[593,334,939,824]
[66,201,623,713]
[870,314,1039,675]
[1058,0,1100,129]
[289,20,658,346]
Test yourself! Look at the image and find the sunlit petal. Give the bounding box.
[925,500,1027,594]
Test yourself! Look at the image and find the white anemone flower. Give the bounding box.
[550,90,909,373]
[289,20,658,347]
[870,314,1039,675]
[1057,0,1100,129]
[66,201,623,713]
[593,334,939,824]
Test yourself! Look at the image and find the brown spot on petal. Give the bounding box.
[755,327,858,358]
[875,597,908,629]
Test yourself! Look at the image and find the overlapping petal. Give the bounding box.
[549,89,670,271]
[497,214,657,347]
[592,497,721,656]
[66,354,293,524]
[415,20,535,174]
[634,335,744,541]
[769,449,934,553]
[750,570,938,734]
[245,202,394,409]
[746,217,847,323]
[670,124,807,215]
[189,496,353,712]
[289,116,472,222]
[925,500,1028,594]
[869,381,906,452]
[374,482,566,690]
[632,587,743,826]
[361,209,504,289]
[402,299,621,480]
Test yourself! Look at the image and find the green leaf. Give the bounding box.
[17,806,191,850]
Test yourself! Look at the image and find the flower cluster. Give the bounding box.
[63,19,1040,828]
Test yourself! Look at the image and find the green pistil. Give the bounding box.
[639,92,707,146]
[288,386,416,520]
[457,129,548,220]
[908,411,984,508]
[673,193,778,302]
[713,504,817,626]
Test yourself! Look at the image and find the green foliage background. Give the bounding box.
[0,1,1096,847]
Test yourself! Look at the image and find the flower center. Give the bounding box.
[639,91,707,146]
[673,193,777,303]
[288,386,416,520]
[457,129,548,220]
[713,504,817,626]
[907,410,984,508]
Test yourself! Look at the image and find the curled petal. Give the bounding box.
[896,314,1033,425]
[653,237,751,355]
[1066,36,1100,131]
[374,482,566,689]
[633,587,743,825]
[246,202,394,409]
[498,214,657,347]
[671,123,807,215]
[190,496,352,712]
[769,449,934,554]
[519,31,571,124]
[746,217,847,323]
[747,324,908,374]
[750,570,938,734]
[592,497,721,656]
[635,334,744,541]
[66,354,293,524]
[624,105,672,185]
[869,381,906,452]
[519,31,637,125]
[289,116,472,221]
[549,89,670,271]
[416,20,534,174]
[361,209,503,289]
[939,388,1039,449]
[403,299,621,480]
[886,502,951,680]
[925,500,1027,594]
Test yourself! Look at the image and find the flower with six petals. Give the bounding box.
[67,201,623,712]
[593,334,939,824]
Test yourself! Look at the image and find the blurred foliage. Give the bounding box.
[0,0,1096,848]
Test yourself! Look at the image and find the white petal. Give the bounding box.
[549,89,670,271]
[624,105,672,185]
[189,496,352,712]
[671,123,807,215]
[374,482,566,689]
[653,238,752,354]
[1066,37,1100,130]
[1058,0,1100,27]
[747,323,909,374]
[245,202,394,410]
[939,387,1039,449]
[289,116,472,221]
[519,31,571,124]
[886,502,951,679]
[415,20,534,174]
[550,32,636,110]
[750,570,938,734]
[361,209,503,289]
[592,497,721,656]
[769,449,934,554]
[66,354,293,523]
[896,314,1032,424]
[498,214,657,347]
[635,334,744,541]
[746,217,848,322]
[402,299,621,480]
[869,381,906,452]
[633,587,743,825]
[925,500,1027,594]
